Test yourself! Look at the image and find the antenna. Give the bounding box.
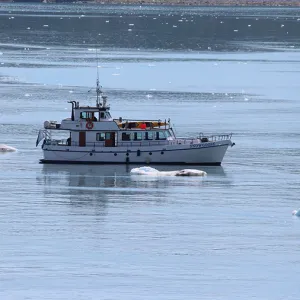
[96,48,102,107]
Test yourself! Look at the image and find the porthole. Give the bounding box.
[149,152,152,155]
[126,153,129,156]
[161,151,164,155]
[114,153,117,156]
[89,153,93,156]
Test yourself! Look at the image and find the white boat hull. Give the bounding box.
[40,140,232,165]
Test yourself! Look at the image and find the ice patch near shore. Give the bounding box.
[130,166,207,177]
[0,144,17,152]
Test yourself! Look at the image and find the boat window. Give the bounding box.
[134,132,142,141]
[80,112,87,119]
[105,132,112,140]
[96,133,105,141]
[122,132,131,141]
[155,131,167,140]
[80,111,95,120]
[165,130,171,138]
[100,112,105,119]
[145,132,153,140]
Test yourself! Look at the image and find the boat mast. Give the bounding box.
[96,49,102,108]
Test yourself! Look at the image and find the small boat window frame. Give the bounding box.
[145,131,154,140]
[134,132,143,141]
[155,131,167,140]
[96,132,106,141]
[80,111,98,121]
[122,132,131,141]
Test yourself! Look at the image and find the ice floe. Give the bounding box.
[130,166,207,177]
[0,144,17,152]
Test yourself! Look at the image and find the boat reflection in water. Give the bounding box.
[38,164,229,210]
[40,164,227,187]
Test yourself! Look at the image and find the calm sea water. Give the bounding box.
[1,3,300,299]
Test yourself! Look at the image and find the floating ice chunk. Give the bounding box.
[234,29,238,32]
[43,24,48,27]
[292,210,300,217]
[0,144,17,152]
[129,23,134,26]
[130,167,207,177]
[128,29,132,31]
[173,169,207,176]
[281,24,284,27]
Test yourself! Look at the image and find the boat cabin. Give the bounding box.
[69,100,113,122]
[40,83,175,149]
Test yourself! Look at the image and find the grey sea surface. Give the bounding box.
[1,3,300,300]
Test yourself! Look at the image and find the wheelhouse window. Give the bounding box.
[80,111,97,121]
[96,133,105,141]
[99,112,111,119]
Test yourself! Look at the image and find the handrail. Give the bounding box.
[44,135,232,148]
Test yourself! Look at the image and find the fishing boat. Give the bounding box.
[36,79,234,165]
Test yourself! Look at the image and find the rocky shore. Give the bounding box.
[93,0,300,7]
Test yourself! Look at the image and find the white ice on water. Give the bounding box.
[130,166,207,177]
[0,144,17,152]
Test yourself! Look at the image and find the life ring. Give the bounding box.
[86,121,94,130]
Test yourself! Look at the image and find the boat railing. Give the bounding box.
[44,134,232,148]
[117,141,168,147]
[115,118,169,123]
[44,140,169,147]
[114,118,171,130]
[44,140,106,147]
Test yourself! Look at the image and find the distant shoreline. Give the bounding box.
[9,1,300,8]
[91,0,300,7]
